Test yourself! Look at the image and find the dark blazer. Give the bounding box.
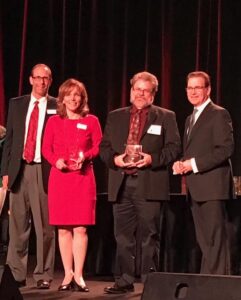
[1,95,57,192]
[183,101,234,201]
[100,105,181,202]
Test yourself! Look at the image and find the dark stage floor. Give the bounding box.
[0,253,144,300]
[20,277,144,300]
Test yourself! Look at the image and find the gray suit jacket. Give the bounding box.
[183,101,234,201]
[1,94,57,192]
[100,105,181,202]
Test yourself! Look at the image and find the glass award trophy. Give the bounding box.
[67,150,84,171]
[124,144,142,163]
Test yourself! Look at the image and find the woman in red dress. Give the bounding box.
[42,78,102,292]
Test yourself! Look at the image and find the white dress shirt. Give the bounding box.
[190,98,211,173]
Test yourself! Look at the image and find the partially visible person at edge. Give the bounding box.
[42,78,102,292]
[100,71,181,294]
[0,125,8,256]
[173,71,234,275]
[0,125,6,189]
[0,64,56,289]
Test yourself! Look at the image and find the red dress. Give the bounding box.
[42,114,102,225]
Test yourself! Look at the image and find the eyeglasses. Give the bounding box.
[186,86,207,92]
[32,76,51,82]
[132,87,153,95]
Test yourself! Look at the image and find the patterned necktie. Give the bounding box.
[187,108,198,139]
[127,109,141,145]
[23,101,39,163]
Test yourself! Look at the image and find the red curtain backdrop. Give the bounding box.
[1,0,241,175]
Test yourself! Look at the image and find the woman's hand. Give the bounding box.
[56,158,67,170]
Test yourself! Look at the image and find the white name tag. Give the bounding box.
[77,123,87,130]
[47,109,56,114]
[147,125,161,135]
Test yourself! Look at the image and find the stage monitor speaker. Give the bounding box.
[0,264,23,300]
[142,272,241,300]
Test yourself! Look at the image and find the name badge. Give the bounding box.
[77,123,87,130]
[47,109,56,114]
[147,125,161,135]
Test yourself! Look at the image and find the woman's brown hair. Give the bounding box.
[57,78,89,118]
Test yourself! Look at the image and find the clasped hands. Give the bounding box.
[114,152,152,168]
[172,159,193,175]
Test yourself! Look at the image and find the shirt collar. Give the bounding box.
[30,94,47,104]
[194,98,211,113]
[130,105,150,115]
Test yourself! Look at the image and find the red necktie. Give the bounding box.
[127,109,141,145]
[23,101,39,163]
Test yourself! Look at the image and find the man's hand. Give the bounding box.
[181,159,193,173]
[135,152,152,168]
[172,160,193,174]
[2,175,9,190]
[114,153,135,168]
[173,161,184,175]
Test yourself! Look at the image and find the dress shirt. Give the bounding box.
[190,98,211,173]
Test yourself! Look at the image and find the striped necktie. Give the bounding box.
[187,108,198,139]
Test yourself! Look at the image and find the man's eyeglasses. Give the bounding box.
[132,87,153,95]
[186,86,207,93]
[32,76,50,82]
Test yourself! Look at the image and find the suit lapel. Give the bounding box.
[184,102,213,149]
[140,105,158,140]
[112,107,131,152]
[18,96,31,137]
[183,117,190,148]
[42,96,57,132]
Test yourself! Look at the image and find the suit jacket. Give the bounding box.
[1,94,57,192]
[100,105,181,202]
[183,101,234,201]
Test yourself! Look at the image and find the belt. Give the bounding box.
[23,160,41,165]
[126,172,138,177]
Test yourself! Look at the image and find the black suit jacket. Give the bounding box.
[100,105,181,202]
[1,94,57,192]
[183,101,234,201]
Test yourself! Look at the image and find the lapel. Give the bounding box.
[184,101,213,149]
[22,95,31,115]
[140,105,158,140]
[18,96,31,137]
[46,96,57,110]
[121,107,131,147]
[42,96,57,131]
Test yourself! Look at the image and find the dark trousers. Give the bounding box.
[113,175,161,285]
[190,197,230,275]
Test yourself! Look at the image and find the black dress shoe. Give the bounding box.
[104,283,134,294]
[16,280,26,288]
[71,278,89,292]
[58,282,73,291]
[36,279,50,289]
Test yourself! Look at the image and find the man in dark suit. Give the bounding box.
[173,71,234,274]
[100,71,181,294]
[1,64,56,288]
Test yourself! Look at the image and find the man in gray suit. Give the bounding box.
[1,64,56,288]
[100,71,181,294]
[173,71,234,275]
